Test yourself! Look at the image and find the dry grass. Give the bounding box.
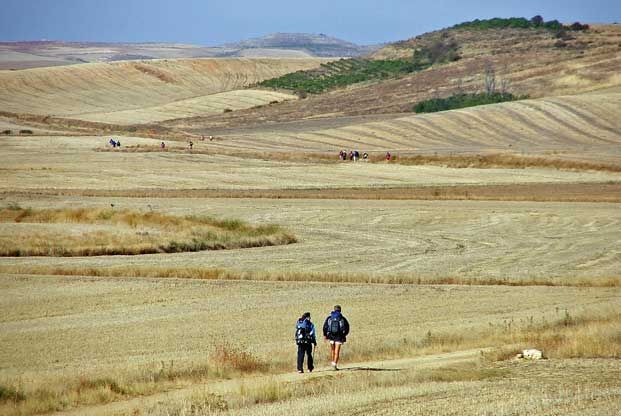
[483,310,621,361]
[3,309,616,416]
[8,182,621,203]
[393,153,621,172]
[1,264,618,287]
[0,274,617,415]
[0,343,266,416]
[95,146,621,173]
[0,207,296,256]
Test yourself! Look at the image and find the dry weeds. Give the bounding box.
[0,207,296,256]
[2,264,619,287]
[0,274,617,416]
[5,182,621,203]
[95,145,621,173]
[0,342,264,416]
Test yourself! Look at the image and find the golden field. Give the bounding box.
[1,23,620,415]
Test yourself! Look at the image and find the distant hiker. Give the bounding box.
[296,312,317,373]
[353,150,360,162]
[363,152,368,161]
[323,305,349,370]
[189,141,193,150]
[348,151,354,161]
[116,140,121,148]
[385,151,391,161]
[160,141,165,149]
[338,150,344,160]
[109,138,116,148]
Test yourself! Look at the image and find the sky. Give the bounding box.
[1,0,620,45]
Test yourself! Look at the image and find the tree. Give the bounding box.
[570,22,590,31]
[484,62,496,95]
[530,15,544,27]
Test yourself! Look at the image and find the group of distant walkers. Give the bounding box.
[338,150,392,161]
[108,138,121,148]
[295,305,350,373]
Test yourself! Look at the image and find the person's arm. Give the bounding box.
[343,316,350,336]
[311,323,317,346]
[322,317,329,338]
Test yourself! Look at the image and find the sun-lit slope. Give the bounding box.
[169,25,621,130]
[72,89,298,124]
[216,91,621,162]
[0,58,325,117]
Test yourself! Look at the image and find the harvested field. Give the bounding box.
[194,91,621,166]
[0,58,326,117]
[71,89,297,125]
[1,135,620,192]
[167,26,621,130]
[1,23,620,416]
[2,197,620,282]
[0,274,618,415]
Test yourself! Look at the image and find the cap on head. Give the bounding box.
[303,312,311,318]
[334,305,341,312]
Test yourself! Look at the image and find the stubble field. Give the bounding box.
[0,45,620,415]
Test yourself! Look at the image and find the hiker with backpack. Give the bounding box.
[323,305,350,370]
[295,312,317,373]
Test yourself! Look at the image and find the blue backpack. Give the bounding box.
[295,319,312,344]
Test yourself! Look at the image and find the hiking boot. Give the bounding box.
[297,370,304,374]
[331,362,338,371]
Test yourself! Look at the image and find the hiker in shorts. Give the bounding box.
[295,312,317,373]
[323,305,349,370]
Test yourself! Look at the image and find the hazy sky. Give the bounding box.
[1,0,620,45]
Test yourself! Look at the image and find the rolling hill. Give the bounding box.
[0,58,326,122]
[224,32,378,57]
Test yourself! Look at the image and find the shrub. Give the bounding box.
[212,342,268,373]
[19,129,33,134]
[570,22,590,31]
[223,108,233,113]
[0,384,26,403]
[413,92,526,114]
[260,58,428,94]
[451,16,585,32]
[1,129,11,135]
[412,39,460,67]
[530,15,544,27]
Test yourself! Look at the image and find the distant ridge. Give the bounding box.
[0,33,379,69]
[223,32,379,57]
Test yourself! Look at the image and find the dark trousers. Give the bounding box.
[297,343,314,372]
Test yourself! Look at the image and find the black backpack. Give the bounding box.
[328,315,345,336]
[295,320,312,344]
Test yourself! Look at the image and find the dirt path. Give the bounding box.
[52,348,487,416]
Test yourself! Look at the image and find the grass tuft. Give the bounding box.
[0,207,296,257]
[212,342,269,374]
[0,385,26,403]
